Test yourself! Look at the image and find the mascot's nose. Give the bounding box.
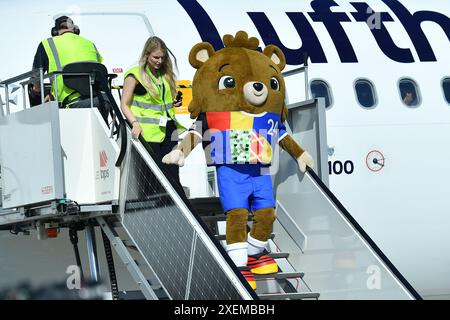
[243,81,268,106]
[253,83,264,92]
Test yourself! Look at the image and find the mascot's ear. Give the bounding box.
[281,105,289,123]
[263,45,286,71]
[189,42,215,69]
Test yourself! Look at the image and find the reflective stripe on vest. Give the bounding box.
[131,100,174,111]
[46,38,62,71]
[92,43,102,63]
[135,117,160,124]
[42,33,102,104]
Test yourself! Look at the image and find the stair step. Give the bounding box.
[254,272,304,280]
[259,292,320,300]
[268,252,289,259]
[215,233,275,241]
[189,197,223,214]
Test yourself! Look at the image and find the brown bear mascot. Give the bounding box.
[163,31,314,289]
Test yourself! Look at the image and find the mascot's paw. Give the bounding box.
[247,253,278,275]
[162,149,185,167]
[297,151,314,173]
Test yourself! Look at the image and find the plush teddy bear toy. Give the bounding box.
[163,31,314,289]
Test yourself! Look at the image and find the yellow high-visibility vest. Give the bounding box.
[42,32,102,104]
[125,66,184,142]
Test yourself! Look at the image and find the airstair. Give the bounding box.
[0,65,421,300]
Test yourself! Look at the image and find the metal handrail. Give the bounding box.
[2,68,44,111]
[0,69,94,86]
[1,69,99,113]
[281,66,306,77]
[0,69,42,86]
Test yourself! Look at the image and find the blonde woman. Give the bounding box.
[121,36,185,182]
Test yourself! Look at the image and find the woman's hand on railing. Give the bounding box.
[131,121,142,140]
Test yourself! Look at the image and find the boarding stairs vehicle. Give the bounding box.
[0,62,421,300]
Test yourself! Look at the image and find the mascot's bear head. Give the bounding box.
[188,31,288,121]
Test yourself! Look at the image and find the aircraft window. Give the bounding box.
[355,79,376,108]
[310,80,332,108]
[399,79,420,107]
[442,78,450,104]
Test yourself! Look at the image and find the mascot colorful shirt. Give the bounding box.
[190,111,287,165]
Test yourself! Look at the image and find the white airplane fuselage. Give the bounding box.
[1,0,450,299]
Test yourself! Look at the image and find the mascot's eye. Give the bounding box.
[270,77,280,91]
[218,75,236,89]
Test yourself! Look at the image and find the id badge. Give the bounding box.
[159,116,168,127]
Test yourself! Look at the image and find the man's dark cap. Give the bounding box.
[54,16,74,30]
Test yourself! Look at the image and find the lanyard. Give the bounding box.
[146,66,164,99]
[146,66,170,117]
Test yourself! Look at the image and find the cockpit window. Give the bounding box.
[442,78,450,104]
[310,80,333,108]
[355,79,377,108]
[399,78,420,107]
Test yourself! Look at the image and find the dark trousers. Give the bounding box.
[68,93,112,124]
[146,120,181,187]
[30,91,111,124]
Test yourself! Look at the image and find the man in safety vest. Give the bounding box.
[30,16,110,119]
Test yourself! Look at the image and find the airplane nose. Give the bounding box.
[253,83,264,92]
